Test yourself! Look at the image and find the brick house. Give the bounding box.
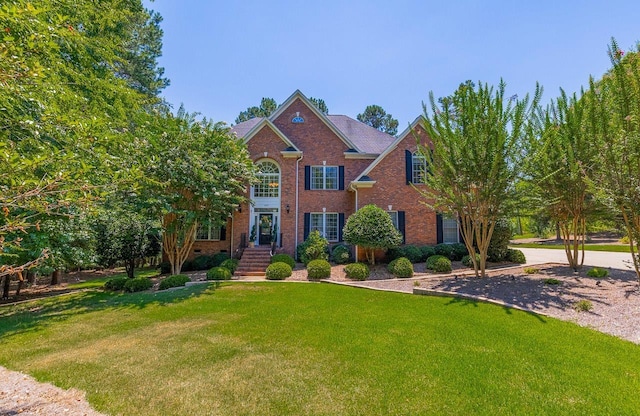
[191,90,459,261]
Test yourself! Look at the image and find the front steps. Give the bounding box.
[234,247,271,277]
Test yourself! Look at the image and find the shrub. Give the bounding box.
[271,253,295,268]
[158,261,171,274]
[507,249,526,264]
[461,253,480,268]
[181,260,195,272]
[426,254,447,270]
[344,262,369,280]
[385,246,405,263]
[574,299,593,312]
[587,267,609,278]
[220,259,239,274]
[450,243,468,261]
[211,252,231,267]
[430,256,452,273]
[331,244,352,264]
[307,259,331,279]
[544,278,560,285]
[192,255,214,271]
[419,246,436,262]
[388,257,414,278]
[124,277,153,293]
[342,204,403,265]
[159,274,190,290]
[524,267,539,274]
[434,243,453,259]
[402,245,423,263]
[265,262,292,280]
[206,267,232,280]
[296,230,329,265]
[486,219,512,262]
[104,276,128,291]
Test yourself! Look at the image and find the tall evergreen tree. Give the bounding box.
[357,105,399,136]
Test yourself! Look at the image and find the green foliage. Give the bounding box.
[309,97,329,114]
[271,254,296,268]
[307,259,331,280]
[402,245,423,263]
[158,274,190,290]
[426,255,452,273]
[124,277,153,293]
[544,278,561,285]
[462,254,480,268]
[265,262,292,280]
[524,267,539,274]
[586,267,609,279]
[419,246,436,262]
[385,247,405,263]
[330,244,352,264]
[220,259,239,274]
[181,260,195,272]
[235,97,278,124]
[296,230,329,265]
[192,254,228,271]
[486,219,512,262]
[206,267,232,281]
[104,277,129,292]
[449,243,469,261]
[344,262,370,281]
[507,249,526,264]
[343,204,403,265]
[574,300,593,312]
[388,257,414,278]
[434,244,453,259]
[356,105,399,136]
[159,262,172,274]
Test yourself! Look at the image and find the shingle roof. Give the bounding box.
[327,115,395,154]
[230,117,264,138]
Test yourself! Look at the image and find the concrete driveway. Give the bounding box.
[517,247,637,271]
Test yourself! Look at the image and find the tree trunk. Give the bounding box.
[27,270,36,285]
[15,272,24,297]
[125,259,135,279]
[50,269,61,285]
[2,274,10,299]
[162,214,198,275]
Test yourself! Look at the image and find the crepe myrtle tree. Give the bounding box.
[343,204,402,265]
[418,80,540,277]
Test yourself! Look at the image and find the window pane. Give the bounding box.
[310,213,323,234]
[255,162,280,197]
[196,223,209,240]
[210,226,221,241]
[443,218,458,243]
[388,211,399,230]
[412,153,427,184]
[311,167,324,190]
[325,213,338,241]
[325,167,338,190]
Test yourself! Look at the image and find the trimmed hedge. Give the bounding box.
[434,243,453,259]
[192,253,230,271]
[124,277,153,293]
[220,258,239,274]
[344,262,369,281]
[388,257,414,278]
[331,244,352,264]
[266,262,292,280]
[159,274,190,290]
[271,253,295,269]
[507,248,526,264]
[206,267,232,280]
[158,261,171,274]
[104,276,128,291]
[426,255,452,273]
[462,253,480,268]
[402,245,423,263]
[307,259,331,280]
[385,247,404,263]
[419,246,436,262]
[450,243,468,261]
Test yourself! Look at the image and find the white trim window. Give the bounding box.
[196,222,221,241]
[387,211,399,231]
[254,161,280,198]
[310,212,339,242]
[311,166,338,190]
[442,217,459,243]
[412,152,427,184]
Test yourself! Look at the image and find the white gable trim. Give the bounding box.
[242,118,300,151]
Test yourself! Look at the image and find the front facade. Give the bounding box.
[191,90,458,260]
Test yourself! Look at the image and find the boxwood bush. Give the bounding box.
[461,253,480,268]
[158,261,171,274]
[587,267,609,278]
[124,277,153,293]
[307,259,331,279]
[434,243,453,259]
[104,276,128,291]
[296,230,329,265]
[450,243,468,261]
[158,274,190,290]
[402,245,423,263]
[206,267,232,280]
[419,246,436,262]
[426,255,452,273]
[331,244,352,264]
[344,262,369,280]
[220,258,239,274]
[266,262,293,280]
[388,257,414,278]
[271,253,295,269]
[385,246,405,263]
[507,248,526,264]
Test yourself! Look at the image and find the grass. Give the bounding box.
[511,243,631,253]
[0,283,639,415]
[67,267,160,289]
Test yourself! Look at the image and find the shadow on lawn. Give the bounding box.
[0,282,220,340]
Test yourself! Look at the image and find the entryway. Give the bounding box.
[258,213,273,246]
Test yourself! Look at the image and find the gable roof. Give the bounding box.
[233,117,300,150]
[231,117,264,138]
[327,115,396,154]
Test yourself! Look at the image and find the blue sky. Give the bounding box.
[146,0,640,128]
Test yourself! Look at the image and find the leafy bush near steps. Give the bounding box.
[344,262,370,280]
[206,267,232,280]
[307,259,331,279]
[387,257,414,278]
[271,253,296,269]
[266,262,293,280]
[124,277,153,293]
[296,230,329,265]
[220,259,239,274]
[158,274,190,290]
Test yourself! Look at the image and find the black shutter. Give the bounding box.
[220,225,226,241]
[338,166,345,190]
[398,211,406,244]
[304,166,311,190]
[436,213,443,244]
[405,150,412,185]
[304,213,310,240]
[338,213,345,241]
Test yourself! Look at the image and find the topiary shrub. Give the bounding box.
[587,267,609,278]
[220,258,239,274]
[158,261,171,274]
[265,262,292,280]
[307,259,331,279]
[507,248,526,264]
[296,230,329,265]
[419,246,436,262]
[461,253,480,268]
[331,244,352,264]
[402,245,423,263]
[388,257,414,278]
[450,243,468,261]
[426,255,452,273]
[104,276,128,291]
[434,243,453,259]
[124,277,153,293]
[271,253,295,269]
[344,262,370,280]
[159,274,190,290]
[385,246,405,263]
[206,267,232,280]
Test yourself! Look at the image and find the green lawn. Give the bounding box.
[67,267,161,289]
[1,283,639,415]
[511,243,631,253]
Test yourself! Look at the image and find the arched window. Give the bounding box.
[412,152,427,184]
[254,161,280,198]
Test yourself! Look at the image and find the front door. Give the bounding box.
[258,213,273,246]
